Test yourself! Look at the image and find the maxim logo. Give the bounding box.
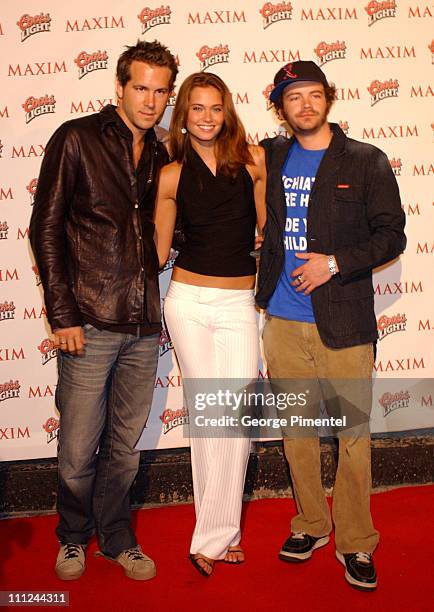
[368,79,399,106]
[70,98,115,114]
[410,85,434,98]
[42,417,59,444]
[416,242,434,254]
[197,44,230,71]
[23,305,47,319]
[38,338,57,366]
[379,390,410,417]
[389,157,402,175]
[22,95,56,124]
[243,49,300,63]
[167,92,177,106]
[362,125,418,139]
[365,0,397,25]
[155,375,182,388]
[65,16,125,32]
[314,40,346,65]
[159,327,173,357]
[8,61,67,77]
[374,280,423,295]
[374,357,425,372]
[377,313,407,340]
[27,178,38,204]
[301,7,358,20]
[11,145,45,158]
[413,164,434,176]
[0,380,20,401]
[0,221,8,240]
[260,2,292,29]
[419,319,434,331]
[160,407,189,434]
[0,269,19,282]
[138,6,171,33]
[429,40,434,63]
[408,5,433,18]
[74,51,108,79]
[360,46,415,60]
[339,120,349,134]
[0,187,13,201]
[0,427,30,440]
[0,348,25,361]
[188,10,246,24]
[17,13,51,42]
[0,301,15,321]
[32,264,41,286]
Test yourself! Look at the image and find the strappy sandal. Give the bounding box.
[224,546,245,564]
[189,553,214,577]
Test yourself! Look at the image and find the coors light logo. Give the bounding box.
[38,338,57,366]
[339,120,349,134]
[159,326,173,357]
[377,313,407,340]
[160,407,189,434]
[0,301,15,321]
[365,0,397,26]
[259,2,292,29]
[263,83,274,110]
[22,94,56,124]
[197,44,230,72]
[138,6,171,33]
[26,178,38,204]
[314,41,346,66]
[32,264,41,286]
[17,13,51,42]
[0,221,8,240]
[43,416,59,444]
[379,390,410,417]
[389,157,402,175]
[74,50,108,79]
[429,40,434,64]
[0,380,20,402]
[368,79,399,106]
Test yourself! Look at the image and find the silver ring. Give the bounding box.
[297,274,303,284]
[60,341,67,344]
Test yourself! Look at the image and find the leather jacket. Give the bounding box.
[30,105,168,330]
[256,123,406,348]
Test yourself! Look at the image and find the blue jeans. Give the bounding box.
[55,324,159,558]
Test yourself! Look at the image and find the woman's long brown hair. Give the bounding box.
[169,72,253,177]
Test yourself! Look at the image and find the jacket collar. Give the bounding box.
[99,104,157,144]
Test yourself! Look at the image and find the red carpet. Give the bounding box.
[1,486,433,611]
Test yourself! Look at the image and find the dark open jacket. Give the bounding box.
[29,105,168,330]
[256,123,406,348]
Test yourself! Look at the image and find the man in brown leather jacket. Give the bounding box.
[29,40,177,581]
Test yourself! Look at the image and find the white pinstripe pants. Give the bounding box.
[164,280,259,560]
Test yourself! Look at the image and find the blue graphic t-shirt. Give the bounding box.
[267,140,326,322]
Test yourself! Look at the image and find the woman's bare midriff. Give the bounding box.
[172,267,256,290]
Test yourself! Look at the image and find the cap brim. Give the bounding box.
[269,78,325,103]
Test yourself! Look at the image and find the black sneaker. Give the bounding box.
[279,532,330,562]
[336,551,377,591]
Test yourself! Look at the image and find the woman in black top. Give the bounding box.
[154,72,266,576]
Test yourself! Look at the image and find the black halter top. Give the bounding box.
[174,149,257,277]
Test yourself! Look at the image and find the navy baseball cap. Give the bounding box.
[269,61,329,103]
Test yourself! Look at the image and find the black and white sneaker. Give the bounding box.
[279,532,330,562]
[336,551,377,591]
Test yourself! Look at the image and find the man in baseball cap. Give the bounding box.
[256,61,406,591]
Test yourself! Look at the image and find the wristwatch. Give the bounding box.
[328,255,338,276]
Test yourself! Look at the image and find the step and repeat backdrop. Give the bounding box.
[0,1,433,460]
